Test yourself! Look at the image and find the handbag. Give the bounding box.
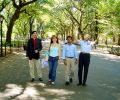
[41,58,48,68]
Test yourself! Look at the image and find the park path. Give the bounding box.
[0,41,120,100]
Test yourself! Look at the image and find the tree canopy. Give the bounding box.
[0,0,120,45]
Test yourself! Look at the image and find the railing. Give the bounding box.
[0,42,25,57]
[0,42,12,57]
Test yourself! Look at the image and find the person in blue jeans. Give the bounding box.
[48,35,61,85]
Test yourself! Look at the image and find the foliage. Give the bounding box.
[1,0,120,45]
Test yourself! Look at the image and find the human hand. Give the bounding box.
[35,50,38,53]
[58,60,60,64]
[64,59,67,65]
[75,59,78,64]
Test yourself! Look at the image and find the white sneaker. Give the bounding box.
[51,82,55,85]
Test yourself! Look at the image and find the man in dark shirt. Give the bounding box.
[26,31,43,82]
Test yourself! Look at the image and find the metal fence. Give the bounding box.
[0,42,25,57]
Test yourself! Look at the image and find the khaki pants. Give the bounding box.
[65,58,76,82]
[29,59,42,78]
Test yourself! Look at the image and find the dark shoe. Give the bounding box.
[48,79,51,82]
[77,83,82,86]
[65,81,70,86]
[31,78,35,82]
[39,78,43,81]
[82,83,87,86]
[69,78,73,83]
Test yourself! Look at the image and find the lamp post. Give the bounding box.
[0,14,4,57]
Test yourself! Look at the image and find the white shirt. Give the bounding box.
[79,40,94,53]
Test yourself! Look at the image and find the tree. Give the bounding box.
[0,0,10,12]
[62,0,98,39]
[6,0,37,43]
[114,0,120,45]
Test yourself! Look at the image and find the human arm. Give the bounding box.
[35,39,42,53]
[73,40,80,46]
[26,39,32,60]
[62,45,67,65]
[58,44,61,60]
[74,45,78,64]
[90,39,98,45]
[38,39,42,51]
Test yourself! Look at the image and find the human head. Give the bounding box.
[31,31,37,39]
[50,35,59,44]
[84,34,90,41]
[66,36,73,44]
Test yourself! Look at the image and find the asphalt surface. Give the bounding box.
[0,41,120,100]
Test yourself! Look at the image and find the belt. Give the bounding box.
[66,57,74,58]
[81,52,90,54]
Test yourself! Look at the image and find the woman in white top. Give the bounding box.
[48,35,61,85]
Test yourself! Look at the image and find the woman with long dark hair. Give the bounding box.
[48,35,61,85]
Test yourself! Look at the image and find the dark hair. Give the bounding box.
[48,35,59,51]
[66,36,73,40]
[50,35,59,44]
[31,31,37,35]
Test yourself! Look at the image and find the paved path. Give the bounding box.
[0,42,120,100]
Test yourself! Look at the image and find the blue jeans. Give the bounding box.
[48,56,58,82]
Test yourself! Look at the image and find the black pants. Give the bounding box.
[78,52,90,84]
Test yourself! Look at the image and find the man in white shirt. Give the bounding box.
[77,34,97,86]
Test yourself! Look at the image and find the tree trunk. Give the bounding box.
[113,35,115,44]
[6,9,20,43]
[78,27,84,40]
[6,0,37,43]
[62,34,64,41]
[118,34,120,46]
[64,31,66,41]
[95,12,99,43]
[29,17,34,38]
[105,37,108,45]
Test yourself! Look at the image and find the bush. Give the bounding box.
[108,46,120,56]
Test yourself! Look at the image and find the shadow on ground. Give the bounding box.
[0,50,120,100]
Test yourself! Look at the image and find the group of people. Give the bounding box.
[26,31,96,86]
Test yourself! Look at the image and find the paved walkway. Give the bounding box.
[0,42,120,100]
